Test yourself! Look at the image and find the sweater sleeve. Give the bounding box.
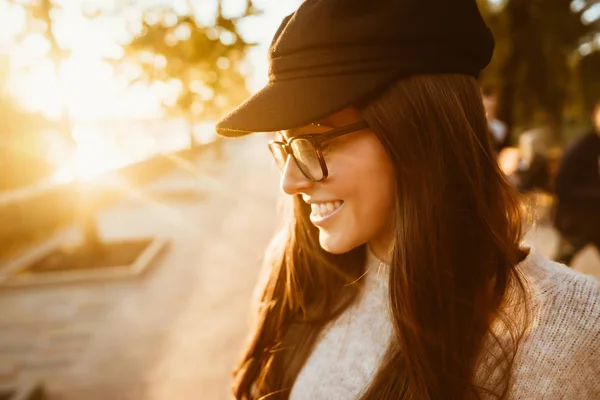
[550,275,600,399]
[571,315,600,399]
[509,265,600,399]
[568,278,600,399]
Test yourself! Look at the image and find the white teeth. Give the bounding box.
[311,201,343,218]
[319,204,328,214]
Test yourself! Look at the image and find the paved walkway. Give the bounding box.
[0,137,598,400]
[0,136,279,400]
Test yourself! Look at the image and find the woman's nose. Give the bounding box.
[281,156,313,195]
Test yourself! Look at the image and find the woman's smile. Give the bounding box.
[309,200,345,225]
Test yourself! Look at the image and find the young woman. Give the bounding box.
[216,1,600,399]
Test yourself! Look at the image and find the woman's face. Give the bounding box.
[278,108,396,258]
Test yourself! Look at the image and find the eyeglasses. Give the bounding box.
[268,120,369,182]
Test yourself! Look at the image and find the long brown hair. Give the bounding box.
[232,74,531,400]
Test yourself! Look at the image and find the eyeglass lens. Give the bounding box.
[268,139,324,181]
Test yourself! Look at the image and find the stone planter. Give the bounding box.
[0,237,169,288]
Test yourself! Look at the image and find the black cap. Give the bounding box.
[216,0,494,137]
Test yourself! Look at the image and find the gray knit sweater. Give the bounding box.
[289,247,600,399]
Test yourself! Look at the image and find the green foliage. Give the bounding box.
[8,0,74,146]
[478,0,600,144]
[120,2,260,124]
[8,0,71,61]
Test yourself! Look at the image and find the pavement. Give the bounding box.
[0,136,598,400]
[0,136,279,400]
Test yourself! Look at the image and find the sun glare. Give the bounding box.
[4,0,303,186]
[51,128,128,184]
[59,56,120,121]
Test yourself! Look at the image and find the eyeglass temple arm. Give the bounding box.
[316,120,370,142]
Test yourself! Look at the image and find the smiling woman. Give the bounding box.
[215,1,600,399]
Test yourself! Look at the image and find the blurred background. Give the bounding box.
[0,0,598,399]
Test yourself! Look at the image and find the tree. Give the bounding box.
[118,0,260,147]
[8,0,75,147]
[479,0,600,144]
[7,0,103,252]
[573,0,600,116]
[0,57,54,191]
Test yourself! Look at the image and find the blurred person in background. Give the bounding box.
[216,1,600,399]
[481,85,509,154]
[507,128,550,193]
[553,100,600,265]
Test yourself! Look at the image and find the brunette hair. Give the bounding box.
[232,74,530,400]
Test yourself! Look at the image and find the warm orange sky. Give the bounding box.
[0,0,301,121]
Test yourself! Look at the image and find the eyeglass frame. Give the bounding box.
[268,120,370,182]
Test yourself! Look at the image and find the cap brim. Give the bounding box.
[215,71,400,137]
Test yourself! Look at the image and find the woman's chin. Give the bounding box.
[318,229,354,254]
